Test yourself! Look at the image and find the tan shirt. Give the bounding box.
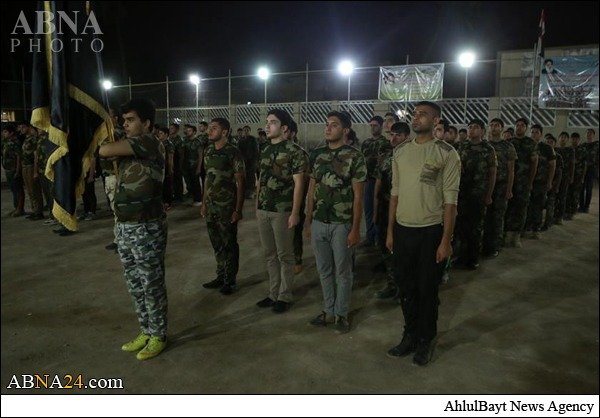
[391,138,461,227]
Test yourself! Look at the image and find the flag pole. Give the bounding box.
[529,42,537,125]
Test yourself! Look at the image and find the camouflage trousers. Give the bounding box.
[554,177,570,222]
[455,195,486,264]
[566,177,584,217]
[22,165,43,215]
[482,184,508,254]
[505,189,531,232]
[206,215,239,285]
[524,184,547,232]
[116,219,168,338]
[543,191,557,229]
[293,210,306,265]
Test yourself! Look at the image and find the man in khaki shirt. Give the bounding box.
[385,101,461,366]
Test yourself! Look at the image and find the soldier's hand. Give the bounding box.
[436,240,453,264]
[200,204,206,218]
[546,183,553,192]
[506,190,513,200]
[231,210,242,224]
[484,196,492,206]
[304,220,312,240]
[288,213,300,229]
[386,232,393,254]
[346,228,360,248]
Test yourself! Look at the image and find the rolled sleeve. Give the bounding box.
[442,152,461,205]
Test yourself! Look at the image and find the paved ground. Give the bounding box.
[1,181,598,395]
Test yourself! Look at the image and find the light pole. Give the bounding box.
[257,66,270,105]
[189,74,200,124]
[338,60,354,102]
[458,52,475,124]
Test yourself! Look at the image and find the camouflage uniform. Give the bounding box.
[21,134,43,216]
[293,137,310,266]
[524,142,556,233]
[504,136,538,233]
[361,135,388,244]
[309,144,367,318]
[580,141,599,211]
[374,141,394,273]
[181,136,203,202]
[455,140,497,265]
[566,144,587,218]
[543,151,563,230]
[482,139,517,254]
[99,126,125,243]
[161,137,174,206]
[169,134,184,201]
[238,135,259,198]
[2,137,25,212]
[257,140,309,302]
[554,146,574,222]
[114,134,168,338]
[204,142,245,286]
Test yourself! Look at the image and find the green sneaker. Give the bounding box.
[121,333,150,352]
[136,336,167,361]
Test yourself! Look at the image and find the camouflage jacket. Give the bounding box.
[375,142,395,202]
[489,139,517,185]
[258,140,309,213]
[114,134,166,223]
[584,141,599,171]
[533,141,556,186]
[21,135,38,166]
[511,136,539,182]
[552,152,563,190]
[458,140,497,198]
[35,135,50,175]
[182,136,203,169]
[556,147,575,184]
[2,138,22,171]
[204,142,245,218]
[573,144,588,180]
[309,144,367,223]
[361,135,388,179]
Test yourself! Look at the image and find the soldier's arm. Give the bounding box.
[373,178,382,224]
[304,177,316,225]
[291,173,305,221]
[348,180,365,247]
[546,159,556,191]
[506,160,515,199]
[33,149,39,178]
[485,165,497,204]
[386,195,398,253]
[528,156,538,190]
[195,146,203,175]
[100,140,134,158]
[234,172,245,215]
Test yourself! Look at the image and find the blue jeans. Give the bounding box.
[311,220,355,318]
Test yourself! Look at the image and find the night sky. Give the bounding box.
[1,1,598,101]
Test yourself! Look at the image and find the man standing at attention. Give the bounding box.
[385,101,460,366]
[201,118,245,295]
[255,109,308,313]
[306,111,366,334]
[99,98,168,361]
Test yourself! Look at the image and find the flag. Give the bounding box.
[31,1,114,231]
[537,9,546,58]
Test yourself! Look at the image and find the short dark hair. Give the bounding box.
[2,124,17,134]
[184,124,197,133]
[169,123,180,130]
[531,124,543,133]
[437,119,450,132]
[199,121,208,128]
[153,123,160,129]
[243,125,251,130]
[588,128,596,134]
[544,59,554,65]
[267,109,292,130]
[448,126,458,135]
[415,101,441,117]
[120,98,155,128]
[211,117,231,133]
[158,127,169,135]
[347,128,357,144]
[391,122,410,136]
[459,128,467,134]
[289,119,298,134]
[507,127,515,133]
[384,112,400,122]
[545,134,556,142]
[559,131,569,137]
[515,117,528,126]
[571,132,580,138]
[327,111,351,129]
[468,119,485,130]
[490,118,504,127]
[369,115,384,126]
[237,128,243,132]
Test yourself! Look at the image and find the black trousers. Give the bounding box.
[579,170,596,210]
[393,223,444,343]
